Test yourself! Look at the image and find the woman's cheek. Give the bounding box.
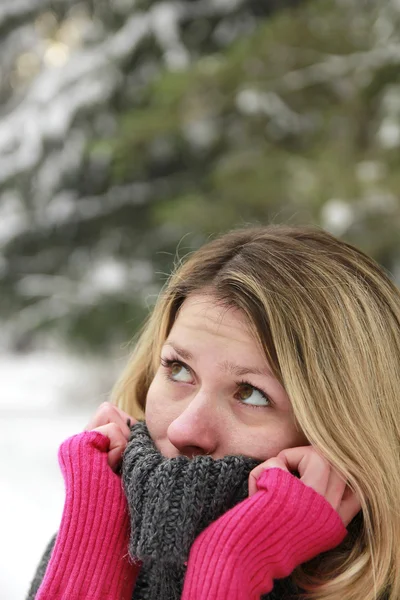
[144,372,177,444]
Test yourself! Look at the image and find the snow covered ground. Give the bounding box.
[0,352,121,599]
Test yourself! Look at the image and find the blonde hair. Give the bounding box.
[112,224,400,600]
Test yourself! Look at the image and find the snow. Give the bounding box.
[0,352,118,599]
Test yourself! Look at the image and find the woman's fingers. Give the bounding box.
[278,447,359,518]
[337,483,362,525]
[248,456,289,497]
[91,422,129,472]
[325,469,348,510]
[83,401,137,473]
[248,445,362,527]
[277,447,331,497]
[84,401,136,441]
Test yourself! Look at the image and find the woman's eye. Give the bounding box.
[161,357,271,407]
[237,383,271,407]
[167,361,193,383]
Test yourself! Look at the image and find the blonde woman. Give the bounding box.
[28,225,399,600]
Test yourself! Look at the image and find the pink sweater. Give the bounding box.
[35,431,347,600]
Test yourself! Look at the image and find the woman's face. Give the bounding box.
[145,293,308,460]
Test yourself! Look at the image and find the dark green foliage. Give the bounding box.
[2,0,400,351]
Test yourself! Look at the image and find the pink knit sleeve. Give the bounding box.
[182,467,348,600]
[35,431,141,600]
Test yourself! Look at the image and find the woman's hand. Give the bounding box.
[84,401,137,473]
[248,446,361,527]
[183,448,351,600]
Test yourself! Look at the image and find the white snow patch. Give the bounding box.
[0,351,122,599]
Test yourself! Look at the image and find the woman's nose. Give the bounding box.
[166,392,219,458]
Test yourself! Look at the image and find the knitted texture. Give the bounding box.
[121,421,261,600]
[34,431,140,600]
[27,421,304,600]
[182,467,348,600]
[26,533,57,599]
[26,422,357,600]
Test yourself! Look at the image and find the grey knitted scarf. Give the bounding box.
[27,420,305,600]
[121,421,301,600]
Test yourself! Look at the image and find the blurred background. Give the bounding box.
[1,0,400,597]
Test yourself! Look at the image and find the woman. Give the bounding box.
[27,224,400,600]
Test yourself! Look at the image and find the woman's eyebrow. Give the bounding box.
[163,342,273,378]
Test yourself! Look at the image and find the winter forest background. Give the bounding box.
[2,0,400,597]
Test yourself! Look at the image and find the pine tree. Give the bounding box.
[1,0,399,352]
